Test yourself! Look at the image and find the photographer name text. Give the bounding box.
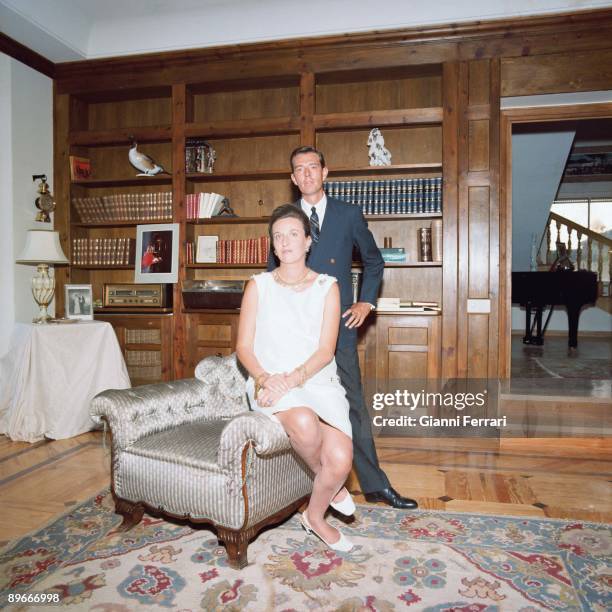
[372,414,507,428]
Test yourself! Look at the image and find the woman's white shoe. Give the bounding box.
[330,488,356,516]
[300,511,354,552]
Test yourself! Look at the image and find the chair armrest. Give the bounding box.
[217,412,291,472]
[91,378,217,450]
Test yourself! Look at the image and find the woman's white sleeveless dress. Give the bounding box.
[245,272,352,439]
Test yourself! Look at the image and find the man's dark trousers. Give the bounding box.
[335,346,390,494]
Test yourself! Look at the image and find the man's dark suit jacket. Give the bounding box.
[267,198,384,349]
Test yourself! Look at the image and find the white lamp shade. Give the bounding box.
[16,230,68,264]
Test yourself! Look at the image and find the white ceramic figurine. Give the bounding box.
[367,128,392,166]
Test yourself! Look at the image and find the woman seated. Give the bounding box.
[236,204,355,552]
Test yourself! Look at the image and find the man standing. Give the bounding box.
[269,145,418,509]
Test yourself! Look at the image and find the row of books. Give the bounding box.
[185,192,226,219]
[72,238,136,266]
[73,192,172,223]
[186,236,271,264]
[324,177,442,215]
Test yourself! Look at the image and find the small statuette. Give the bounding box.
[367,127,392,167]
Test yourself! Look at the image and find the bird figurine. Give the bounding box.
[128,141,169,176]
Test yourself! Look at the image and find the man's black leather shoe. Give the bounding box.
[364,487,418,509]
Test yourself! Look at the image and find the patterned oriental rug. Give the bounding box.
[1,490,610,611]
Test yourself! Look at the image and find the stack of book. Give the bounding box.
[376,298,441,313]
[72,238,135,266]
[186,192,226,219]
[72,192,172,223]
[324,177,442,215]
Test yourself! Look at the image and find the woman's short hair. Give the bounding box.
[269,204,311,242]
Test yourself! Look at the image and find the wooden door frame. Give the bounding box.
[499,102,612,378]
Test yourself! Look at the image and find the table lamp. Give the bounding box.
[16,229,69,323]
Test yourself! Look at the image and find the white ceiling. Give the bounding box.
[2,0,612,63]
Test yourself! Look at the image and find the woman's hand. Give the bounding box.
[263,373,291,394]
[283,369,302,389]
[257,387,284,408]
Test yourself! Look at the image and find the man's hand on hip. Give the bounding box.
[342,302,374,328]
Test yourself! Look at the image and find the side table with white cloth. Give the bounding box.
[0,321,131,442]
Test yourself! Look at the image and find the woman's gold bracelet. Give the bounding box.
[294,364,307,388]
[254,372,269,400]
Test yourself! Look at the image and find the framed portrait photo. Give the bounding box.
[65,284,94,320]
[135,223,179,284]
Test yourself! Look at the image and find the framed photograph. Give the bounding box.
[65,284,94,320]
[196,235,218,263]
[69,156,92,181]
[135,223,179,283]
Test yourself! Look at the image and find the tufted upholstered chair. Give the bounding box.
[91,354,313,569]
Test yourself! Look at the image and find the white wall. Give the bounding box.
[0,54,53,356]
[512,130,575,271]
[4,0,612,62]
[0,55,14,356]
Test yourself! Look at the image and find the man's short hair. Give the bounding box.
[289,146,326,171]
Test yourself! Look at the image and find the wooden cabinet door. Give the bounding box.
[374,315,441,388]
[96,314,173,385]
[185,312,240,375]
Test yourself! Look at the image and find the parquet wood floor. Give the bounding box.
[1,431,609,546]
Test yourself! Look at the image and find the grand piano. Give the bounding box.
[511,271,598,349]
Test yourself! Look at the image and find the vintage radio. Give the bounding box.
[182,279,245,309]
[103,283,172,309]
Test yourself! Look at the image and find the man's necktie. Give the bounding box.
[310,206,320,243]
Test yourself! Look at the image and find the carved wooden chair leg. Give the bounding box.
[218,527,250,569]
[114,497,145,531]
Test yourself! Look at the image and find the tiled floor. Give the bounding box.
[510,334,611,398]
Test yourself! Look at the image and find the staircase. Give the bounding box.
[537,211,612,312]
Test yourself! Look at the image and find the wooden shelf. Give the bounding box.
[368,213,442,220]
[186,164,441,183]
[186,262,440,269]
[376,310,441,316]
[186,263,266,269]
[314,107,443,130]
[187,212,442,225]
[72,176,172,188]
[72,265,134,269]
[70,125,172,147]
[328,163,442,175]
[186,170,288,182]
[73,218,172,227]
[186,116,300,139]
[188,216,269,225]
[95,308,173,315]
[355,262,442,268]
[183,308,240,314]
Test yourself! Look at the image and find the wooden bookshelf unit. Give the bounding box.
[52,10,612,382]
